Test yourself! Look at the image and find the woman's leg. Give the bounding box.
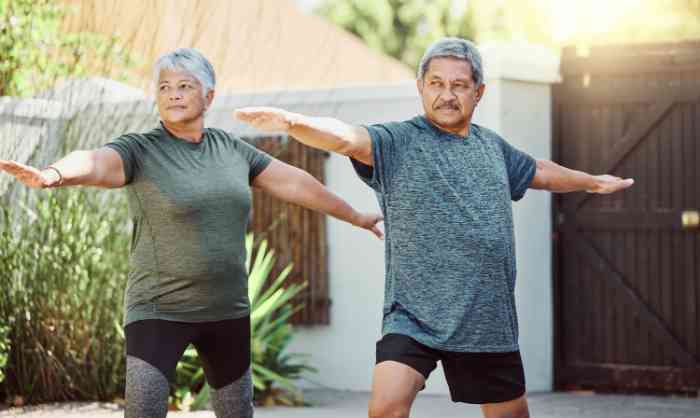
[210,368,254,418]
[124,320,194,418]
[192,316,252,418]
[125,355,170,418]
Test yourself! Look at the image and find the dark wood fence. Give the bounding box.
[248,136,330,325]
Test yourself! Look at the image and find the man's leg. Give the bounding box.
[369,334,439,418]
[443,351,528,418]
[480,395,529,418]
[368,361,425,418]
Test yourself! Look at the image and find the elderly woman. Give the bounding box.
[0,48,382,418]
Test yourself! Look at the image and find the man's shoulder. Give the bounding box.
[366,116,429,147]
[472,123,505,142]
[370,116,427,133]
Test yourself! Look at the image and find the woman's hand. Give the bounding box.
[352,212,384,240]
[0,160,59,188]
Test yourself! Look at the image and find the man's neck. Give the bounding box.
[426,116,471,137]
[162,119,205,143]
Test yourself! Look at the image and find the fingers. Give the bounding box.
[372,225,384,240]
[233,107,290,133]
[233,107,277,121]
[233,108,260,121]
[0,160,27,175]
[600,177,635,194]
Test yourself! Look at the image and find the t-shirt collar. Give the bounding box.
[414,115,474,140]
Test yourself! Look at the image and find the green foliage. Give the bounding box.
[0,189,130,402]
[170,235,314,410]
[0,323,9,384]
[317,0,476,71]
[0,0,137,97]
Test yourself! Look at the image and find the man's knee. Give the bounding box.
[495,409,529,418]
[494,410,529,418]
[482,399,530,418]
[368,398,410,418]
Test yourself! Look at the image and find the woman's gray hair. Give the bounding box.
[417,38,484,86]
[153,48,216,97]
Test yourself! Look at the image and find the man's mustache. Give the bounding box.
[434,102,460,110]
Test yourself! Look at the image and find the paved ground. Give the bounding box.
[1,390,698,417]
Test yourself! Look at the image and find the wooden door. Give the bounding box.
[553,42,700,393]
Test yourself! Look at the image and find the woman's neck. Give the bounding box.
[162,119,205,143]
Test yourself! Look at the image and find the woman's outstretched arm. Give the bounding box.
[0,147,126,189]
[252,159,383,239]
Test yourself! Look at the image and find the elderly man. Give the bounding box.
[234,38,633,418]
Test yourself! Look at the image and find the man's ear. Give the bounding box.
[416,78,424,95]
[206,89,215,108]
[475,84,486,102]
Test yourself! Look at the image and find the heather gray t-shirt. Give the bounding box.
[351,116,536,352]
[105,124,271,325]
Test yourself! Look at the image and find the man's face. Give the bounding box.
[156,69,213,124]
[417,57,485,134]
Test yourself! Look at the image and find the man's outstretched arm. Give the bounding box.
[234,107,374,166]
[530,159,634,194]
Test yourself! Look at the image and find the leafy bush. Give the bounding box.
[0,323,9,384]
[0,189,130,402]
[171,235,315,410]
[0,189,315,407]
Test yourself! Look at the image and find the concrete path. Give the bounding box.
[1,390,698,417]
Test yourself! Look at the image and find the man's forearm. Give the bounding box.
[234,107,373,165]
[287,114,361,156]
[534,160,597,193]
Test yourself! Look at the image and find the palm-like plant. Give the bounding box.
[172,234,314,410]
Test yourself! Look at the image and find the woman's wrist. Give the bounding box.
[41,166,64,188]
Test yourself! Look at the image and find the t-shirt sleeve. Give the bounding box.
[497,136,537,201]
[235,138,273,183]
[104,134,142,185]
[349,122,406,193]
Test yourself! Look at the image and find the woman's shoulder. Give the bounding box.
[206,127,261,151]
[111,127,165,147]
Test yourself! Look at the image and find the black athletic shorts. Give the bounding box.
[125,316,250,390]
[376,333,526,404]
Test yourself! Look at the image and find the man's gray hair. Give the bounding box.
[417,38,484,86]
[153,48,216,97]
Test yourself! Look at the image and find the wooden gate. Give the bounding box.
[553,42,700,393]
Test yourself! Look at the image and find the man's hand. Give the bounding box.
[352,212,385,240]
[587,175,635,194]
[233,107,297,133]
[0,160,58,188]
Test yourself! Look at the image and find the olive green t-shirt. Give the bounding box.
[105,124,272,325]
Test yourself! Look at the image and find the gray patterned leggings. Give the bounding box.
[125,356,253,418]
[123,318,253,418]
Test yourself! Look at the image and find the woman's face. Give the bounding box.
[156,68,212,125]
